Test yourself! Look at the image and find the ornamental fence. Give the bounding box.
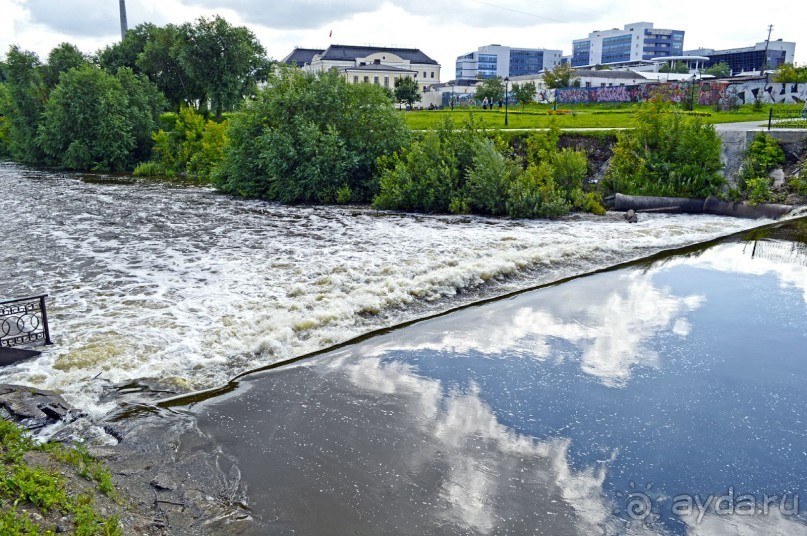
[0,295,52,349]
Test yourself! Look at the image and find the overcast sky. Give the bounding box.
[1,0,801,80]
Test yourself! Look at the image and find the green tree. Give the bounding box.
[37,65,134,170]
[97,23,157,75]
[215,66,409,203]
[179,16,268,119]
[511,81,536,110]
[475,77,505,106]
[0,83,11,157]
[394,76,421,109]
[2,46,47,162]
[772,63,807,83]
[114,67,167,164]
[659,61,690,74]
[137,23,204,109]
[543,64,579,89]
[42,43,88,89]
[703,62,731,78]
[604,98,724,198]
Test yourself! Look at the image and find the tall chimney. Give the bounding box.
[119,0,128,39]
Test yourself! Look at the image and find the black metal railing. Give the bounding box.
[768,107,807,130]
[0,295,52,348]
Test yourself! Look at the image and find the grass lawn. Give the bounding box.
[402,103,802,130]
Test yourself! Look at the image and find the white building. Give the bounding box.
[456,44,563,81]
[282,45,441,93]
[571,22,685,68]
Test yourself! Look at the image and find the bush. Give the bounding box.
[215,66,409,204]
[737,133,786,197]
[466,139,519,216]
[373,117,484,213]
[150,106,228,179]
[604,99,724,198]
[36,65,165,171]
[132,160,165,176]
[506,162,571,218]
[746,177,772,205]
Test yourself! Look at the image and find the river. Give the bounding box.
[0,161,771,416]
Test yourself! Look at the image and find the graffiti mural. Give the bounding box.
[730,81,807,105]
[555,80,806,106]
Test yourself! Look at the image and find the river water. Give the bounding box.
[0,162,772,416]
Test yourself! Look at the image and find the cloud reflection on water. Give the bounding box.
[362,272,704,387]
[337,355,615,534]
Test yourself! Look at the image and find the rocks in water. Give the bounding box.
[0,384,81,431]
[624,209,638,223]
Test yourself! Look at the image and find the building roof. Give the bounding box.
[573,69,643,80]
[319,44,439,65]
[282,48,325,67]
[344,64,417,73]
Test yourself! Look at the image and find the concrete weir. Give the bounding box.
[717,126,807,187]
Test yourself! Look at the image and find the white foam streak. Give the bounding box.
[0,163,765,415]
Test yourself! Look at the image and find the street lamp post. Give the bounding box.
[504,77,509,126]
[449,81,455,111]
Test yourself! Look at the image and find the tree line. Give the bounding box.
[0,16,268,170]
[0,16,737,218]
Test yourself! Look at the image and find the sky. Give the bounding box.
[0,0,802,80]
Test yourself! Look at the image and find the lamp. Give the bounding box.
[504,77,510,126]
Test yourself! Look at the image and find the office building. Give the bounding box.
[455,44,563,80]
[571,22,685,67]
[686,39,796,75]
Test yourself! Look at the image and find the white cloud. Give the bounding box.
[2,1,802,78]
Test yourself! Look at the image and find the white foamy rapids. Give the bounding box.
[0,162,767,416]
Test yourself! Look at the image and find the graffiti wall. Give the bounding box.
[731,81,807,105]
[556,81,807,105]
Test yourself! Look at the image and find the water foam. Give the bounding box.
[0,162,766,416]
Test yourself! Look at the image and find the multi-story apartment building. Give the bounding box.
[455,44,563,80]
[571,22,685,67]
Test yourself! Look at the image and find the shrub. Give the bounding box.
[787,175,807,197]
[215,66,409,203]
[466,139,519,216]
[604,99,724,198]
[506,162,571,218]
[746,177,772,205]
[132,160,165,176]
[373,117,484,213]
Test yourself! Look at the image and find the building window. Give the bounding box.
[353,75,359,83]
[384,77,389,87]
[374,76,379,85]
[423,86,427,92]
[430,72,434,78]
[423,71,427,77]
[364,76,369,83]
